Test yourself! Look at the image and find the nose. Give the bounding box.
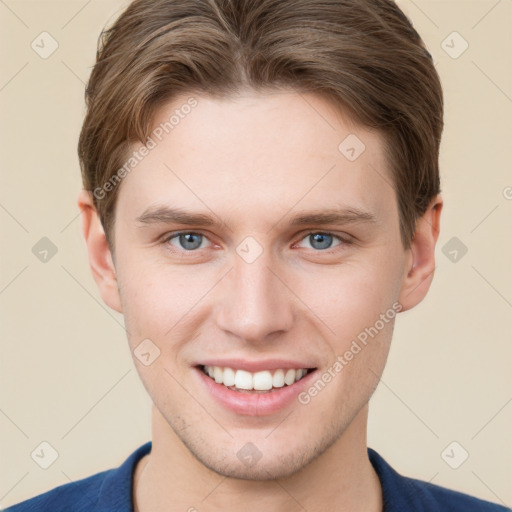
[215,250,294,344]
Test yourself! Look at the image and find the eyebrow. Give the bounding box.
[135,205,377,228]
[290,208,377,226]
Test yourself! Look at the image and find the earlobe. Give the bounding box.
[398,194,443,312]
[77,189,123,314]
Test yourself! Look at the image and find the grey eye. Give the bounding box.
[308,233,334,250]
[171,233,204,251]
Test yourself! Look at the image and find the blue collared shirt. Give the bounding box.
[3,442,510,511]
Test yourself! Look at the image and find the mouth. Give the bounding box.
[197,364,317,394]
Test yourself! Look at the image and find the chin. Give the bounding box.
[178,425,343,482]
[195,450,311,481]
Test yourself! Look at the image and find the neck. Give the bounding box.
[133,405,382,512]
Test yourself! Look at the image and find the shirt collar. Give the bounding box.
[95,441,439,512]
[368,447,441,512]
[95,441,152,512]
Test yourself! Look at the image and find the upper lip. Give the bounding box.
[195,358,317,373]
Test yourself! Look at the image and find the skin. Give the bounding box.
[78,89,442,512]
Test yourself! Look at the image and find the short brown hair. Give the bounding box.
[78,0,443,252]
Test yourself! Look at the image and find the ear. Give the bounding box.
[77,189,122,313]
[398,194,443,312]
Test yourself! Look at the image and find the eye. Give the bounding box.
[165,232,210,251]
[296,231,350,251]
[161,230,352,255]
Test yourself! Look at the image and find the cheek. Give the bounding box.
[117,261,219,347]
[302,257,401,339]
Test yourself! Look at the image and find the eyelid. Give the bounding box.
[162,230,216,248]
[161,229,353,253]
[293,230,354,249]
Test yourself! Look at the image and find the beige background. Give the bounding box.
[1,0,511,508]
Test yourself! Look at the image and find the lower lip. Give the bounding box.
[195,367,317,416]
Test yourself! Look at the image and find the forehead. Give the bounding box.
[116,90,396,227]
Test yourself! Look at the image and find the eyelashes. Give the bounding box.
[295,231,352,251]
[162,230,353,255]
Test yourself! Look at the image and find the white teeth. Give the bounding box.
[272,369,285,388]
[214,366,223,384]
[253,371,273,391]
[284,369,296,385]
[202,365,311,391]
[223,367,236,387]
[234,369,253,390]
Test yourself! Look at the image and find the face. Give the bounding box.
[85,89,434,480]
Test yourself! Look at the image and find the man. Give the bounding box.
[5,0,509,510]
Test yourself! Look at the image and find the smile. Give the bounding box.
[200,365,314,393]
